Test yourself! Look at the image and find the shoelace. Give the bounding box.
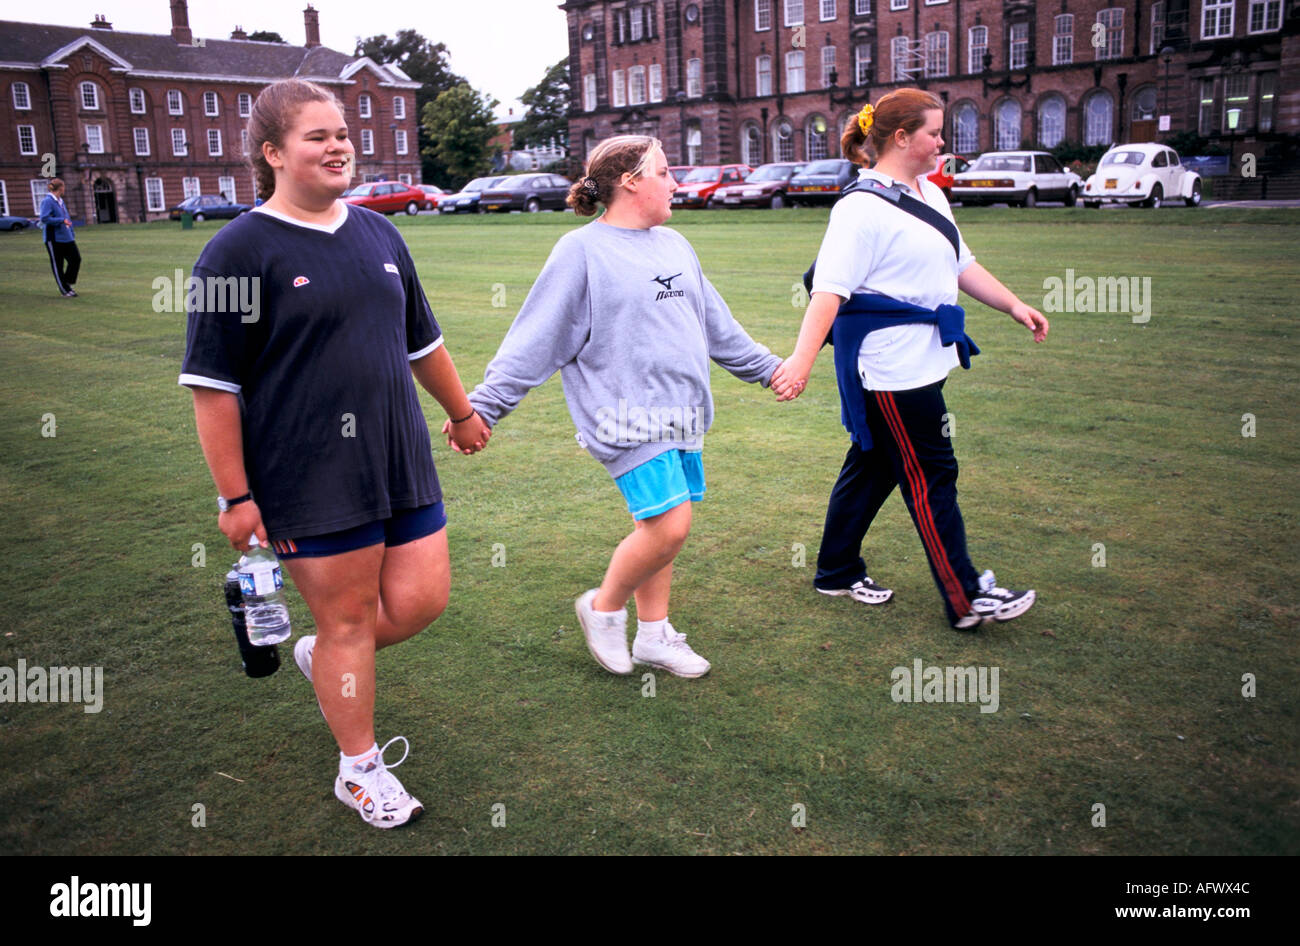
[355,735,411,822]
[662,625,693,650]
[976,571,1015,603]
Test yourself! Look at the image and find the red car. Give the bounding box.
[669,166,694,184]
[342,181,434,215]
[928,154,969,201]
[672,164,752,208]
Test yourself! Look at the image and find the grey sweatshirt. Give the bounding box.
[468,220,781,478]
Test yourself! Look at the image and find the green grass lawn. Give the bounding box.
[1,206,1296,855]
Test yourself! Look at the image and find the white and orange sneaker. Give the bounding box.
[334,736,423,829]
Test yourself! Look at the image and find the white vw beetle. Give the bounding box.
[1083,143,1202,208]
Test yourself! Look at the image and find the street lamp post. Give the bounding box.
[676,90,687,165]
[1160,46,1174,132]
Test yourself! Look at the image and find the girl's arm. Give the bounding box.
[410,344,491,454]
[770,291,843,401]
[191,387,266,550]
[958,262,1049,342]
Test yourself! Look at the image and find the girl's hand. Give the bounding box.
[442,412,492,455]
[1010,301,1049,342]
[219,501,266,552]
[771,354,814,401]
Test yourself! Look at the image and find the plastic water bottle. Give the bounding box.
[225,567,280,677]
[238,536,291,646]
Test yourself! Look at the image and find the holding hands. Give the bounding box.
[770,356,812,402]
[442,410,492,455]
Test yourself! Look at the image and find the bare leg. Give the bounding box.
[592,502,691,614]
[373,529,450,650]
[633,561,673,623]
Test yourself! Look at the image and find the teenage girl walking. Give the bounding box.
[181,79,490,827]
[459,135,781,677]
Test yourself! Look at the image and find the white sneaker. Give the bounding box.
[817,577,893,605]
[632,622,711,678]
[576,589,633,675]
[293,635,315,683]
[953,570,1036,630]
[334,736,423,829]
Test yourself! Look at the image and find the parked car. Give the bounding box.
[673,164,751,208]
[669,166,694,184]
[711,162,807,209]
[1082,143,1203,208]
[342,181,434,215]
[416,184,446,208]
[787,158,856,205]
[0,214,36,231]
[951,151,1083,207]
[928,153,970,200]
[167,194,252,221]
[479,173,573,212]
[437,176,511,214]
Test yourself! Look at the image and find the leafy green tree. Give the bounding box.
[247,30,285,43]
[355,30,466,186]
[422,84,501,189]
[513,59,570,152]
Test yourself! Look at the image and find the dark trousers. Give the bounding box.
[814,379,980,624]
[46,240,81,293]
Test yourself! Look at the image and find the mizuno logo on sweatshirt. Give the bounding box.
[652,273,684,301]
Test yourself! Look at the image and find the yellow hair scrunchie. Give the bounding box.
[857,104,875,136]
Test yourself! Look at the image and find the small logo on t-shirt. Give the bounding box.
[383,263,399,274]
[292,276,310,288]
[652,273,684,301]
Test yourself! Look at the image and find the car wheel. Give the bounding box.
[1084,200,1100,209]
[1065,186,1078,207]
[1021,189,1037,208]
[405,201,419,215]
[525,198,541,213]
[1185,180,1202,208]
[193,213,206,222]
[1145,184,1162,209]
[769,193,785,209]
[475,204,485,214]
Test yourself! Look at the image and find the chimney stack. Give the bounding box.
[304,5,321,48]
[91,14,113,29]
[231,26,248,40]
[170,0,193,46]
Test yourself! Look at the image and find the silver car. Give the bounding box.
[952,151,1084,207]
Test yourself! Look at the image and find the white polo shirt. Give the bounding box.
[810,168,976,391]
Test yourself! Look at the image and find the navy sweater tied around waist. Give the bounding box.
[827,293,980,448]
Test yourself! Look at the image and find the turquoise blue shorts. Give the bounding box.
[614,450,706,520]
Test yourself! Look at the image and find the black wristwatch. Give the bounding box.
[217,492,253,513]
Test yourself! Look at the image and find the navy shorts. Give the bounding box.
[270,502,446,559]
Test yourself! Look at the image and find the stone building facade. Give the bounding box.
[561,0,1297,168]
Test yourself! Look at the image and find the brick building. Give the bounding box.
[560,0,1297,170]
[0,2,422,224]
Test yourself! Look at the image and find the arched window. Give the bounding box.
[1131,85,1158,120]
[1084,90,1114,146]
[806,114,829,160]
[995,98,1021,150]
[773,118,794,161]
[686,120,703,164]
[1038,96,1067,148]
[742,123,763,166]
[952,102,978,153]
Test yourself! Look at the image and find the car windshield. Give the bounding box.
[1101,151,1147,167]
[345,184,375,196]
[801,160,844,175]
[462,177,500,192]
[682,167,721,183]
[970,155,1031,172]
[747,165,795,182]
[670,168,691,182]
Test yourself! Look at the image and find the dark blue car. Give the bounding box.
[787,159,857,206]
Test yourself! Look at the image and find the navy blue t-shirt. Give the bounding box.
[179,203,442,538]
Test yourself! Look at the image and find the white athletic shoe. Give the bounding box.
[293,635,315,683]
[816,577,893,605]
[953,570,1036,630]
[334,736,423,829]
[632,622,711,678]
[576,589,633,675]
